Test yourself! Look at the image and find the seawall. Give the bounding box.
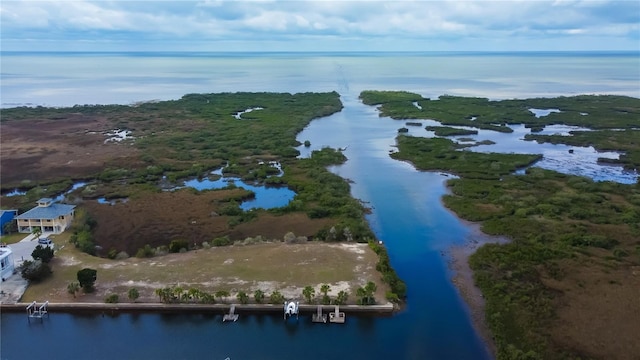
[1,302,395,315]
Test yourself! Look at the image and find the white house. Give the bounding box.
[15,198,76,234]
[0,246,15,281]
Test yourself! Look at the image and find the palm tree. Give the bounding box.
[302,286,315,304]
[67,282,80,298]
[237,291,249,304]
[364,281,377,305]
[254,289,265,304]
[336,290,348,305]
[356,286,367,305]
[269,290,284,304]
[32,227,42,241]
[320,284,331,296]
[188,288,202,303]
[215,290,230,303]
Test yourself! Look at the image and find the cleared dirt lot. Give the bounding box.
[23,233,389,305]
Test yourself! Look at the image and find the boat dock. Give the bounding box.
[329,305,345,324]
[311,305,327,323]
[222,304,239,322]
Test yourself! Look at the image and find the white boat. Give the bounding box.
[284,301,299,320]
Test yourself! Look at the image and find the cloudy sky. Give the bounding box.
[1,0,638,52]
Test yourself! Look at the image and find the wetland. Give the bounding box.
[2,51,639,360]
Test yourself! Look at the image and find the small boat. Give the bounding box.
[284,301,299,320]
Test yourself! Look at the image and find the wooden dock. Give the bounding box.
[329,305,345,324]
[222,304,238,322]
[311,305,327,323]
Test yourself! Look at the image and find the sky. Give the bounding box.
[1,0,639,52]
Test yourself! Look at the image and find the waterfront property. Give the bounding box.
[15,198,76,234]
[0,246,15,281]
[0,210,18,235]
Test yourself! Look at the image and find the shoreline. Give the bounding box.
[447,219,510,359]
[1,302,395,315]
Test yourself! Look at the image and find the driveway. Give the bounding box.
[0,233,54,304]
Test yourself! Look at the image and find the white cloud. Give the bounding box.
[0,0,638,51]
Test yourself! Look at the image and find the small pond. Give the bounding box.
[179,165,295,210]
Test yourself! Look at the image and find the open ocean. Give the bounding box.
[1,52,639,360]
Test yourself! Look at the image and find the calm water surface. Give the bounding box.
[1,52,638,360]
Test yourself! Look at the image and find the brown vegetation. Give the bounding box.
[0,113,141,186]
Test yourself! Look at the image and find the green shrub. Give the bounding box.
[77,268,97,293]
[135,244,155,258]
[20,260,52,282]
[105,294,119,303]
[31,245,54,263]
[212,236,232,247]
[128,288,140,302]
[612,248,629,258]
[169,240,189,253]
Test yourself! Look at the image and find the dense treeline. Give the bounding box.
[392,135,542,180]
[360,91,640,133]
[447,168,639,359]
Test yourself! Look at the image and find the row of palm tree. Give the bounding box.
[302,284,350,305]
[153,283,375,305]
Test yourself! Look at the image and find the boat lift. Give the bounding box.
[223,304,239,322]
[26,301,49,323]
[284,301,299,320]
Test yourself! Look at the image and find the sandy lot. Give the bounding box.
[23,235,390,305]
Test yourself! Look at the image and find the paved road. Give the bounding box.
[0,233,55,304]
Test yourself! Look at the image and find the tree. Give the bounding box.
[67,282,80,298]
[302,286,315,304]
[336,290,349,305]
[215,290,230,303]
[320,284,331,304]
[31,245,54,263]
[363,281,377,305]
[128,288,140,302]
[155,287,172,303]
[31,227,42,240]
[254,289,265,304]
[3,220,17,235]
[20,260,51,282]
[77,268,97,293]
[356,286,367,305]
[237,291,249,304]
[269,290,285,304]
[188,288,202,303]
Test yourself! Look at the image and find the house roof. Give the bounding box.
[15,203,76,220]
[1,210,18,216]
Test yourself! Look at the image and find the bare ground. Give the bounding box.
[22,233,390,305]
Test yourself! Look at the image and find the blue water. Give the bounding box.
[1,52,639,360]
[179,165,295,210]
